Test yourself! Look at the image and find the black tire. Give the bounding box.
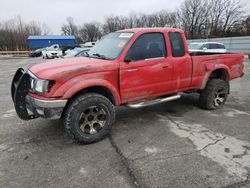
[199,79,229,110]
[63,93,116,144]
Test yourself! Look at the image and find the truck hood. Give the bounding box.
[29,57,117,80]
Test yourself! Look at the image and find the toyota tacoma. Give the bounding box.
[11,28,244,144]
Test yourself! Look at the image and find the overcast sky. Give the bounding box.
[0,0,249,34]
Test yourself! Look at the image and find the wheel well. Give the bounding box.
[209,69,229,81]
[68,86,116,105]
[61,86,117,119]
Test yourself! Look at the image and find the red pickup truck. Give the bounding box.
[11,28,244,144]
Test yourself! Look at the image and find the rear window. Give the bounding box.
[218,44,225,49]
[209,43,218,49]
[207,43,225,49]
[169,32,185,57]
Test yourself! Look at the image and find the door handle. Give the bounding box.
[126,68,138,72]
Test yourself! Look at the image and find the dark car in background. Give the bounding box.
[29,48,45,57]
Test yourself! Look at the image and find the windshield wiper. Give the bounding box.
[92,53,110,60]
[83,51,90,57]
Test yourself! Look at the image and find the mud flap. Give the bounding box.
[11,69,38,120]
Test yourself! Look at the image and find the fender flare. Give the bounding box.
[201,64,230,89]
[55,79,121,105]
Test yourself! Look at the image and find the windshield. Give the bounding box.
[87,32,134,60]
[188,43,203,50]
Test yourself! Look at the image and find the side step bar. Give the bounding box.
[126,94,181,109]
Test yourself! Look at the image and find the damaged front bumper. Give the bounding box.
[11,68,67,120]
[26,95,67,119]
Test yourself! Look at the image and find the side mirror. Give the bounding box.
[202,47,207,51]
[124,56,132,63]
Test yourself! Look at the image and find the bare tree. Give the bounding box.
[245,16,250,35]
[222,0,244,35]
[61,17,78,36]
[79,22,102,42]
[42,23,51,35]
[177,0,245,39]
[103,16,126,33]
[0,16,43,50]
[178,0,211,39]
[208,0,225,37]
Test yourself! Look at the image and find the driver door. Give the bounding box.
[119,32,174,103]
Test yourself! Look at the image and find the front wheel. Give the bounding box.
[63,93,116,144]
[199,79,229,110]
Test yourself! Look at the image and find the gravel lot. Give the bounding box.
[0,56,249,188]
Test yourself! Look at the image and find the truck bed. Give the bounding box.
[190,52,244,89]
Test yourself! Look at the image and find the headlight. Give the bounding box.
[33,79,49,93]
[28,71,54,94]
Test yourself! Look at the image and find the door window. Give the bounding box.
[126,33,167,61]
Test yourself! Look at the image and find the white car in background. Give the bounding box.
[189,42,227,53]
[80,42,96,48]
[42,44,63,59]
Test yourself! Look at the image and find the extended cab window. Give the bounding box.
[169,32,185,57]
[126,33,167,61]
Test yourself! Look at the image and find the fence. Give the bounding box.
[187,36,250,54]
[1,36,250,56]
[0,51,29,56]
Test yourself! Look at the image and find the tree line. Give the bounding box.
[0,16,50,51]
[62,0,250,42]
[0,0,249,51]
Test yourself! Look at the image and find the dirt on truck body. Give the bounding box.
[11,27,244,144]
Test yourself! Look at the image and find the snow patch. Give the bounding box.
[158,114,250,180]
[145,147,158,154]
[224,109,250,117]
[79,167,87,175]
[2,109,16,118]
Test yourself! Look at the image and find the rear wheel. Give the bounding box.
[63,93,116,144]
[199,79,229,110]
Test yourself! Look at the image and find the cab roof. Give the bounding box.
[117,27,184,34]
